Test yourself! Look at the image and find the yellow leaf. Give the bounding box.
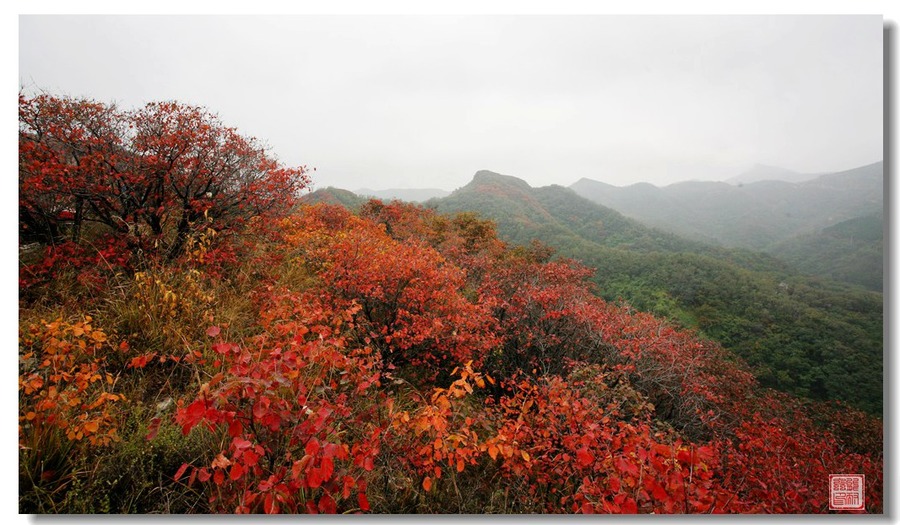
[521,450,531,462]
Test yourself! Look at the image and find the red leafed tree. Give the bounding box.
[19,93,309,258]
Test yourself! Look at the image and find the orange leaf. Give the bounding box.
[212,452,232,469]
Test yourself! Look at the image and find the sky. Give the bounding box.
[17,14,885,191]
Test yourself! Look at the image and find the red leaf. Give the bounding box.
[229,462,244,481]
[320,456,334,481]
[652,484,668,501]
[145,417,161,441]
[129,354,153,369]
[233,437,252,450]
[174,463,189,482]
[576,447,595,468]
[305,438,320,457]
[358,491,370,512]
[184,400,206,430]
[307,468,323,488]
[206,325,221,337]
[616,457,640,478]
[342,476,354,499]
[243,449,261,467]
[264,493,279,514]
[318,493,337,514]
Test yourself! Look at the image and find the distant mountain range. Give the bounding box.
[725,163,820,185]
[569,161,883,251]
[306,162,883,291]
[355,187,450,202]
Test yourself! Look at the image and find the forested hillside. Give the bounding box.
[770,213,883,291]
[19,95,883,514]
[432,171,883,414]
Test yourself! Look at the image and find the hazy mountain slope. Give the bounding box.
[355,187,450,202]
[430,170,883,414]
[770,213,883,291]
[438,172,712,253]
[725,163,818,185]
[570,161,883,251]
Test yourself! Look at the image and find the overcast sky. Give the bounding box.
[19,15,883,191]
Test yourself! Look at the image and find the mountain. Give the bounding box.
[769,212,883,291]
[725,163,818,185]
[435,171,783,269]
[300,186,368,209]
[355,187,450,203]
[569,161,883,251]
[430,170,882,414]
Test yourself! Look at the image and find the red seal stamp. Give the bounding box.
[829,474,865,511]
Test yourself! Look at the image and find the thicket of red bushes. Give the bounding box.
[19,95,882,514]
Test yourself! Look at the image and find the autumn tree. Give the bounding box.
[19,94,309,258]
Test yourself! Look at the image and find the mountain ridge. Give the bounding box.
[569,161,883,251]
[355,187,451,203]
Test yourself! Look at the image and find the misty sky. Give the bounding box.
[19,15,883,191]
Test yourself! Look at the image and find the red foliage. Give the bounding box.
[19,99,876,512]
[20,235,132,291]
[164,201,883,513]
[19,94,310,258]
[283,204,499,380]
[173,288,384,513]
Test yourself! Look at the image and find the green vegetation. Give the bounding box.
[300,186,368,210]
[770,213,883,291]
